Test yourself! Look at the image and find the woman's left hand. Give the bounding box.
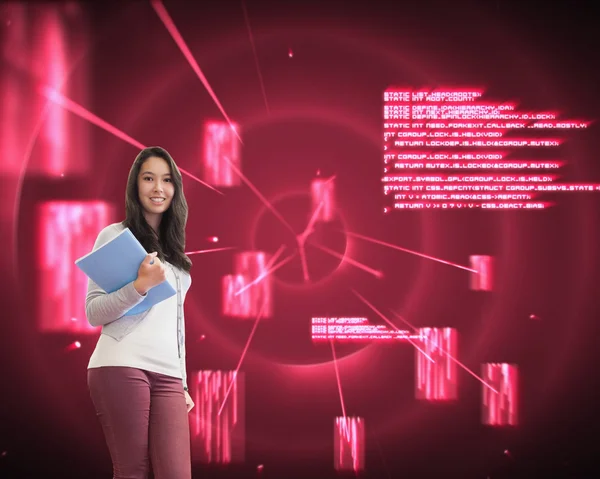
[184,389,195,413]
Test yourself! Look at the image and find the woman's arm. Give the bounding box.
[84,225,147,327]
[85,277,146,327]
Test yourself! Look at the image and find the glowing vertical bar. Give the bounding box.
[482,363,518,426]
[310,176,336,222]
[0,73,21,176]
[202,120,241,187]
[415,327,458,400]
[37,201,112,333]
[39,7,68,176]
[2,3,91,178]
[0,2,27,176]
[191,370,245,463]
[221,274,251,318]
[469,255,494,291]
[232,251,273,318]
[0,3,27,179]
[334,416,365,472]
[21,3,91,177]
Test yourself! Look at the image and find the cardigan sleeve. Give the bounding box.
[84,224,147,327]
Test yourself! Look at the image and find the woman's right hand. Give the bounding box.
[133,252,167,295]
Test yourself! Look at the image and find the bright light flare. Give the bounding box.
[330,340,348,420]
[65,341,81,352]
[39,86,223,194]
[351,290,434,362]
[345,230,477,273]
[217,301,267,416]
[185,246,236,256]
[390,310,498,393]
[150,0,241,143]
[234,245,288,296]
[241,0,270,114]
[311,242,384,279]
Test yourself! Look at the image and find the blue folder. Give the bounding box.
[75,228,176,316]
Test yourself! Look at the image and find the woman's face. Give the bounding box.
[137,156,175,221]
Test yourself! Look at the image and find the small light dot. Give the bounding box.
[75,341,81,348]
[288,48,293,58]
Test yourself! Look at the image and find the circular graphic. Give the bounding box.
[10,5,596,461]
[250,191,348,286]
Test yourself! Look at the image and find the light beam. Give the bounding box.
[345,230,478,273]
[218,300,267,416]
[39,86,223,194]
[389,310,498,393]
[310,242,383,279]
[150,0,241,143]
[351,289,434,362]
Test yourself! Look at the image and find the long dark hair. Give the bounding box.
[122,146,192,273]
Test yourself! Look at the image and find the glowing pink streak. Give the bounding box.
[217,301,266,416]
[177,168,224,195]
[300,201,324,243]
[234,245,291,296]
[234,251,295,297]
[241,0,270,114]
[39,86,223,195]
[330,340,349,435]
[221,154,296,235]
[344,230,477,273]
[297,201,324,282]
[310,242,383,279]
[150,3,297,232]
[150,0,241,144]
[388,310,498,393]
[297,243,310,283]
[185,246,236,256]
[350,289,434,362]
[41,86,144,149]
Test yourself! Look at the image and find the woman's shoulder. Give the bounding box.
[99,222,125,237]
[94,222,126,248]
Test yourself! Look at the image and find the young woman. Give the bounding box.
[85,146,194,479]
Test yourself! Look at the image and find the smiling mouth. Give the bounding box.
[150,197,165,204]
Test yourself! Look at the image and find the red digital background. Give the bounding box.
[1,1,600,478]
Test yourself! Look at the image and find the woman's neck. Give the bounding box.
[144,212,162,235]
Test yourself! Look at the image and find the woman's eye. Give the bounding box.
[144,177,152,181]
[165,178,172,183]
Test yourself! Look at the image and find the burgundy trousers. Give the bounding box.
[88,366,191,479]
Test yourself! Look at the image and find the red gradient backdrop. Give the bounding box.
[2,1,600,477]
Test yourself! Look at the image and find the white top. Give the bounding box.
[88,263,183,378]
[85,223,192,384]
